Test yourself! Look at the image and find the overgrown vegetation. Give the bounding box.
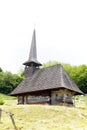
[0,98,4,105]
[0,93,17,100]
[0,94,87,130]
[0,68,23,94]
[0,93,16,105]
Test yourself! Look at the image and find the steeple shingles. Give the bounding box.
[29,29,37,61]
[23,29,42,67]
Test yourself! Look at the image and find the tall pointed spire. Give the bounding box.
[23,29,42,67]
[29,29,37,61]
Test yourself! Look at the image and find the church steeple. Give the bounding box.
[23,29,42,67]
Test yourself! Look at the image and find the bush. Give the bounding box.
[0,98,4,105]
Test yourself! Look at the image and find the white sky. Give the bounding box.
[0,0,87,74]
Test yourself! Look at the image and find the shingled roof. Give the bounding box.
[10,64,83,96]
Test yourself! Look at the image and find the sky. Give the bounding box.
[0,0,87,74]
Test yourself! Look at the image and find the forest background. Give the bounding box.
[0,61,87,95]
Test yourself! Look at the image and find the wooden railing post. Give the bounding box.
[0,108,18,130]
[9,113,18,130]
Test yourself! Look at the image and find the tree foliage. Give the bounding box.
[0,67,3,72]
[41,61,59,68]
[0,68,23,94]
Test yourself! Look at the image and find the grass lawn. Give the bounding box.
[0,94,87,130]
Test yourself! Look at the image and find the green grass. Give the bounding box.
[0,95,87,130]
[0,93,17,100]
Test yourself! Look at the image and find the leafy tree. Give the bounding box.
[41,61,59,68]
[0,71,23,94]
[74,65,87,93]
[18,69,24,77]
[0,67,3,72]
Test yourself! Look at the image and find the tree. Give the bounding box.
[41,61,59,68]
[0,67,3,72]
[74,65,87,93]
[0,71,23,94]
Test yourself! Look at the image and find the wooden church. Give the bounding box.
[10,30,83,106]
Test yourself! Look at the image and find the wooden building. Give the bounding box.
[10,29,83,106]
